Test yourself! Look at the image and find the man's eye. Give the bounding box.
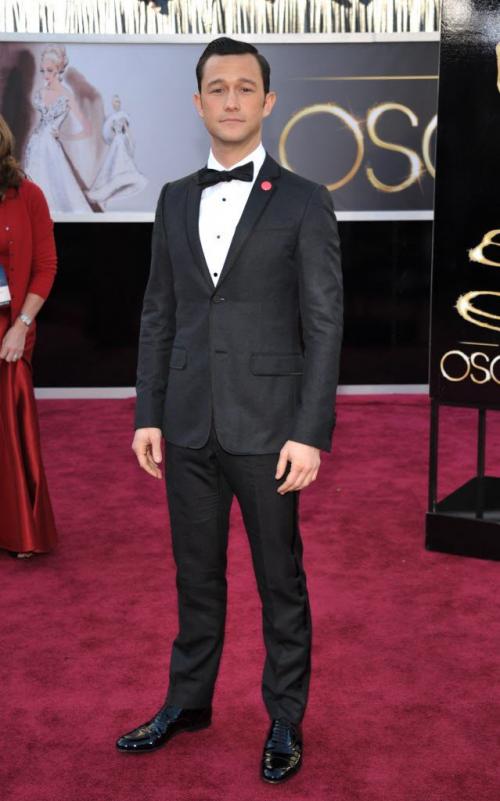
[210,88,223,94]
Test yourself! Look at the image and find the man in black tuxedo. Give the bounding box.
[117,37,343,784]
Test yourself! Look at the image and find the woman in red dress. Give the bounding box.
[0,114,58,559]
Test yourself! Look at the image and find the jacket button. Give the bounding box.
[212,295,225,303]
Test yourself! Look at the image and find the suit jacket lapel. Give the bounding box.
[216,154,281,288]
[186,176,214,292]
[185,153,282,293]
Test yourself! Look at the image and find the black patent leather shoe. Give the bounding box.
[261,718,303,783]
[116,703,212,753]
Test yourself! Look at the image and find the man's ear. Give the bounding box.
[263,91,277,118]
[193,92,204,118]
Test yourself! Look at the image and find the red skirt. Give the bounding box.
[0,308,57,553]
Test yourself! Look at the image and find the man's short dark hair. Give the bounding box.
[196,37,270,95]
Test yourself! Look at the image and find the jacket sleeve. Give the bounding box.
[290,184,343,452]
[135,183,177,430]
[26,182,57,300]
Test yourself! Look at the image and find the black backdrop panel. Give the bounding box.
[33,220,432,387]
[429,0,500,407]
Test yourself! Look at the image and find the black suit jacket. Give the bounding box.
[135,153,343,454]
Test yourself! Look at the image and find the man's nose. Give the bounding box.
[224,90,240,110]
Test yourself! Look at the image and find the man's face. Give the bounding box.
[194,53,276,146]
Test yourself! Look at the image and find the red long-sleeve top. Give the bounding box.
[1,179,57,320]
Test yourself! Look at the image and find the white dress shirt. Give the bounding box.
[198,143,266,286]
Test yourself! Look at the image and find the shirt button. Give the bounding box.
[5,226,10,231]
[222,198,226,202]
[213,273,218,277]
[216,235,221,239]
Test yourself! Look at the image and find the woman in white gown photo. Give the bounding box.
[24,44,94,213]
[87,95,148,208]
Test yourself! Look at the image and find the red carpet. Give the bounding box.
[2,396,500,801]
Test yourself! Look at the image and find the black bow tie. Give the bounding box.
[197,161,254,188]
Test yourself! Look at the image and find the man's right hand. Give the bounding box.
[132,427,163,479]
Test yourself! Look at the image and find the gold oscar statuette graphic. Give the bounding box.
[365,103,423,193]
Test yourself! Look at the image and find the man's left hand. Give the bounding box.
[275,440,321,494]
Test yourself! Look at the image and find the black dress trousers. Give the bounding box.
[164,422,312,725]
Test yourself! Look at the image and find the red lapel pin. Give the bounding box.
[260,180,272,191]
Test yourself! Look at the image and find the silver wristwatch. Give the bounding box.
[19,313,33,327]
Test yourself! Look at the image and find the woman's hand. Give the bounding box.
[0,321,28,362]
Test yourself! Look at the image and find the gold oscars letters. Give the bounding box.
[279,102,437,192]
